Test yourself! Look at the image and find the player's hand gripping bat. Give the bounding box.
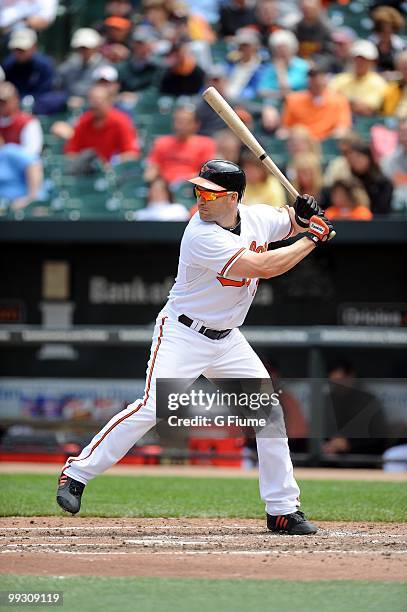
[202,86,336,240]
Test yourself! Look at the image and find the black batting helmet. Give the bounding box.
[188,159,246,202]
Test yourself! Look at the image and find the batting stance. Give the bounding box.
[57,160,334,535]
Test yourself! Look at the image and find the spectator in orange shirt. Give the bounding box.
[144,105,216,185]
[64,84,140,163]
[324,178,372,220]
[281,65,351,140]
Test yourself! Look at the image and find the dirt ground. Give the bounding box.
[1,517,406,581]
[1,464,406,581]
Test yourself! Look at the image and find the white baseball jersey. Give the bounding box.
[64,201,301,517]
[166,204,294,329]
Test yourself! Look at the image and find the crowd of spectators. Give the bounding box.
[0,0,406,220]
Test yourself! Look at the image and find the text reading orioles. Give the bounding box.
[217,240,268,288]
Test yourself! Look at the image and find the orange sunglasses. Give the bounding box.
[194,187,231,201]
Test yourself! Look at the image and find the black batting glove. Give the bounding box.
[305,214,335,246]
[294,194,321,228]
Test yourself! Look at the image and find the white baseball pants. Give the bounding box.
[64,312,300,515]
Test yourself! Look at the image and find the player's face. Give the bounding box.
[194,188,237,223]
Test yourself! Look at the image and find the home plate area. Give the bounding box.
[1,518,406,581]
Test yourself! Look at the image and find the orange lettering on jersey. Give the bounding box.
[217,240,268,287]
[217,277,247,287]
[250,240,268,253]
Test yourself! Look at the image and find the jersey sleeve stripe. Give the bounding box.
[219,247,247,277]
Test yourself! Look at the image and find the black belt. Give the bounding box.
[178,314,232,340]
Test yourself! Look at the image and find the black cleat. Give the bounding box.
[56,472,85,514]
[267,511,317,535]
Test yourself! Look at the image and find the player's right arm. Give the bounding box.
[230,215,334,280]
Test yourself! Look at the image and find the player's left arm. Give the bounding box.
[230,214,334,279]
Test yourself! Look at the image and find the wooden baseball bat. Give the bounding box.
[202,86,298,200]
[202,86,335,239]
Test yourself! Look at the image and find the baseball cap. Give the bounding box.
[92,65,119,82]
[104,16,132,29]
[235,28,260,46]
[8,28,37,50]
[71,28,102,49]
[351,39,378,61]
[332,27,356,44]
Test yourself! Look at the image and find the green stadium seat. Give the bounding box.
[211,40,229,64]
[171,183,196,209]
[62,193,121,220]
[257,136,289,169]
[122,198,147,214]
[353,116,386,140]
[135,89,160,114]
[147,113,173,137]
[110,161,147,201]
[42,134,64,154]
[321,139,339,164]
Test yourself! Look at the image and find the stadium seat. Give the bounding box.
[171,183,196,209]
[353,116,386,140]
[257,136,289,169]
[135,89,160,114]
[321,139,339,164]
[211,40,229,64]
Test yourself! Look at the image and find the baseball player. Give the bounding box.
[57,160,334,535]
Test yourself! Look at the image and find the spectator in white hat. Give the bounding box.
[2,28,54,101]
[329,39,388,116]
[92,65,132,113]
[258,30,309,101]
[224,28,265,102]
[56,28,111,103]
[117,27,162,96]
[51,65,122,142]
